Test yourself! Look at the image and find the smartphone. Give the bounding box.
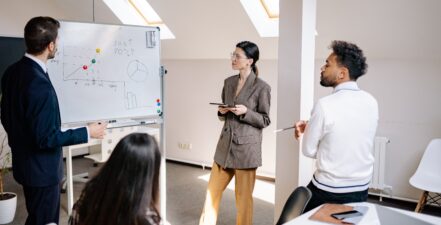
[331,210,363,220]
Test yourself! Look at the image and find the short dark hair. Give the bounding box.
[330,40,367,80]
[71,133,162,225]
[24,16,60,54]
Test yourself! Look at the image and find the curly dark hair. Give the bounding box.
[330,40,367,80]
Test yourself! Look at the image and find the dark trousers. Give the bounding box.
[304,181,368,212]
[23,184,60,225]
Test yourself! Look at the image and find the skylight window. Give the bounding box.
[261,0,279,18]
[240,0,279,37]
[103,0,175,39]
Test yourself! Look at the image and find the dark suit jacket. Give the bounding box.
[214,72,271,169]
[1,56,88,187]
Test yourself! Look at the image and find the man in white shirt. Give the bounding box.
[294,40,378,212]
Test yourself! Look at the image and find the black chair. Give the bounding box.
[276,186,312,225]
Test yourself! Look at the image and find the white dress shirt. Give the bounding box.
[25,53,47,73]
[302,81,378,193]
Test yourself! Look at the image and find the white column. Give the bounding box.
[275,0,316,221]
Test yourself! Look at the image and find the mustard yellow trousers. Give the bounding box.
[199,162,257,225]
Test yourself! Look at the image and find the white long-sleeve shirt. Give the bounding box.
[302,81,378,193]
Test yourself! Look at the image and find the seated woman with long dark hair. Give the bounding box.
[69,133,162,225]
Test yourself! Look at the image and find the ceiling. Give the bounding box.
[54,0,441,60]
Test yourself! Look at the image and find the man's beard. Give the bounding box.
[47,47,57,59]
[320,73,337,87]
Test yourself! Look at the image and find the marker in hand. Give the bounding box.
[89,121,107,139]
[98,120,116,125]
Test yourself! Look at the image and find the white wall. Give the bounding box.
[163,59,278,177]
[0,0,62,36]
[371,60,441,200]
[0,0,117,37]
[313,58,441,200]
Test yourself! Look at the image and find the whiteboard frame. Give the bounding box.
[52,20,163,126]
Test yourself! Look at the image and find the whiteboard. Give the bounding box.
[47,21,162,124]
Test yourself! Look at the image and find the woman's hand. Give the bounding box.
[218,106,230,114]
[231,104,247,116]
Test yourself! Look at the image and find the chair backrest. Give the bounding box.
[276,186,312,225]
[409,138,441,193]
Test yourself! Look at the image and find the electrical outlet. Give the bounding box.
[178,142,192,150]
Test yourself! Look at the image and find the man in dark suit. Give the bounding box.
[1,16,107,225]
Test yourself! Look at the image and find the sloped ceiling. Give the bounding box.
[148,0,278,60]
[54,0,441,60]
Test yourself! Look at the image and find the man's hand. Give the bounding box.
[88,122,107,139]
[294,120,308,140]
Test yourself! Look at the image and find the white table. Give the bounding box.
[63,138,102,216]
[62,126,163,216]
[283,202,441,225]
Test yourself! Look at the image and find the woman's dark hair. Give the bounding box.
[24,16,60,54]
[330,40,368,81]
[71,133,162,225]
[236,41,260,77]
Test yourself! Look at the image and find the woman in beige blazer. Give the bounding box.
[200,41,271,225]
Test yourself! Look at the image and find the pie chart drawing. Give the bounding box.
[127,60,149,82]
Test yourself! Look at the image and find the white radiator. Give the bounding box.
[370,137,390,190]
